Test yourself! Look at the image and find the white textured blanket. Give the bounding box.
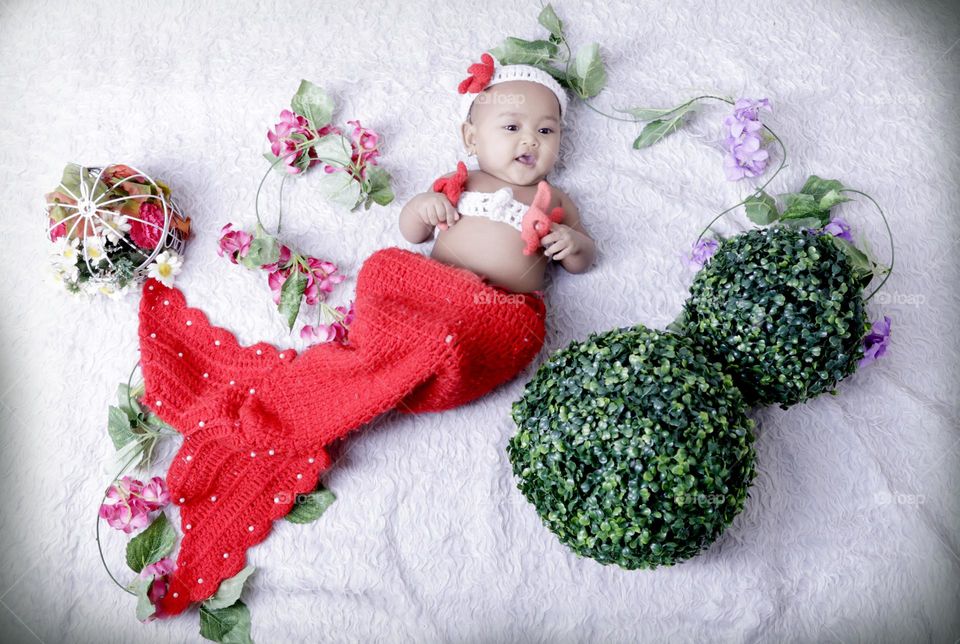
[0,0,957,642]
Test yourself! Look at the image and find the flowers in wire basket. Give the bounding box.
[44,163,191,298]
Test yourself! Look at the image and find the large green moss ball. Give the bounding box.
[508,325,756,570]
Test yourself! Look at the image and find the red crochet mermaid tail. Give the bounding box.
[137,247,546,615]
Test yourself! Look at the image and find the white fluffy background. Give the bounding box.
[0,0,958,642]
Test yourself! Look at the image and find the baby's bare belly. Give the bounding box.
[430,215,548,293]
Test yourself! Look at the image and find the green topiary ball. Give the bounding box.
[508,325,756,570]
[682,227,869,409]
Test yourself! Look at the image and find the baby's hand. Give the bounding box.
[540,223,580,261]
[414,192,459,230]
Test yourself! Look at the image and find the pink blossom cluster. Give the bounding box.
[267,110,382,179]
[301,302,355,344]
[217,224,354,345]
[98,475,170,533]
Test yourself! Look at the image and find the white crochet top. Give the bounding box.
[454,187,528,231]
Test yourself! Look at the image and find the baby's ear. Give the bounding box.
[461,120,477,153]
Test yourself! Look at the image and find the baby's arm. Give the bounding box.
[399,176,461,243]
[542,191,596,273]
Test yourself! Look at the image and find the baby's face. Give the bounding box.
[462,80,562,186]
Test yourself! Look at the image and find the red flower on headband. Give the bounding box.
[457,53,495,94]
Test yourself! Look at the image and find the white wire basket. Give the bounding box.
[44,164,190,298]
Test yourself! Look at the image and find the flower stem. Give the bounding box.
[840,188,895,301]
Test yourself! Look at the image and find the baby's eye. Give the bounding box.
[539,128,554,135]
[503,125,519,132]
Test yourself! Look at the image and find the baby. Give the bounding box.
[399,55,597,294]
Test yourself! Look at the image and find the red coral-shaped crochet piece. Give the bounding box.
[430,161,469,231]
[457,53,495,94]
[520,180,565,256]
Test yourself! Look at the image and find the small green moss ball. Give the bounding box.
[682,227,869,408]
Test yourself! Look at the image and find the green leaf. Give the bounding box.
[130,575,157,622]
[744,190,779,225]
[818,189,851,211]
[799,175,844,203]
[203,566,256,611]
[199,600,253,644]
[570,43,606,98]
[278,269,308,329]
[315,170,363,211]
[631,106,693,149]
[490,37,559,67]
[311,134,354,167]
[126,513,176,573]
[615,105,689,121]
[537,4,563,38]
[779,192,830,225]
[776,217,822,230]
[285,489,337,524]
[116,383,143,413]
[290,79,334,130]
[828,235,874,279]
[364,166,394,206]
[107,405,136,450]
[239,235,280,270]
[58,163,82,200]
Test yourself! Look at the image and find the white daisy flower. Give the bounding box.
[147,249,183,287]
[102,214,131,245]
[97,282,131,301]
[50,237,81,270]
[83,236,107,263]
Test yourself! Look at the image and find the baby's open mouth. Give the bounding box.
[515,153,536,167]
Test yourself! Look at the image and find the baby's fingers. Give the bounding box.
[444,201,460,224]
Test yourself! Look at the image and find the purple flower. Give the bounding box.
[683,238,719,271]
[822,217,853,242]
[859,316,891,367]
[722,98,772,182]
[723,135,770,181]
[731,98,771,122]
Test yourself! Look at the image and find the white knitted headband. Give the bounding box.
[457,53,568,125]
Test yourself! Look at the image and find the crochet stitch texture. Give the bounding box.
[137,246,546,615]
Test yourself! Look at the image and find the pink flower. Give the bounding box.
[107,475,144,500]
[130,202,166,249]
[217,223,254,264]
[139,476,170,511]
[267,109,335,174]
[139,557,176,622]
[141,557,175,580]
[99,476,168,534]
[303,257,346,305]
[98,498,150,534]
[346,120,381,179]
[48,218,66,241]
[300,300,355,345]
[300,323,341,343]
[268,267,291,305]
